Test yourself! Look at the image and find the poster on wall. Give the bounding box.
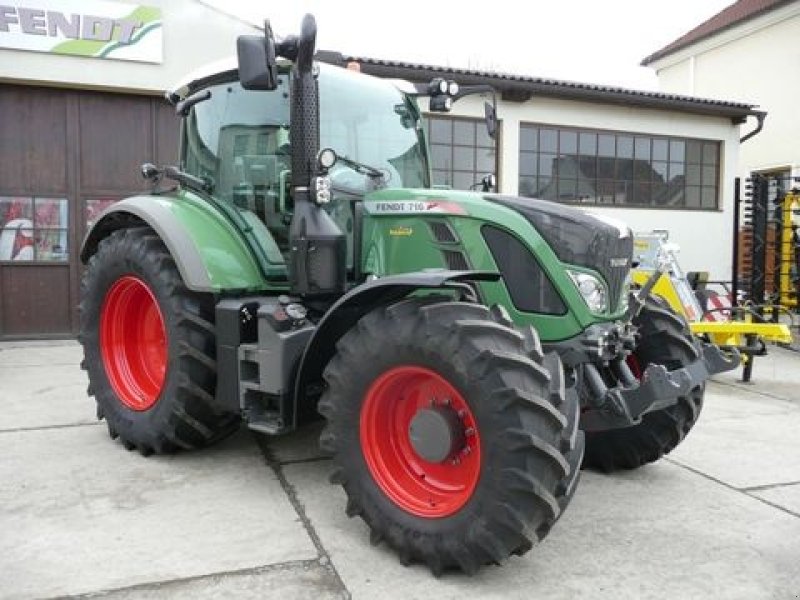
[0,0,162,63]
[0,197,69,261]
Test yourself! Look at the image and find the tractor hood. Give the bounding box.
[487,194,634,311]
[362,188,634,312]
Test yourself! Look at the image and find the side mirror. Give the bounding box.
[471,173,497,192]
[484,101,498,140]
[237,21,278,90]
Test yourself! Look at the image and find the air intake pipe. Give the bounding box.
[285,14,347,298]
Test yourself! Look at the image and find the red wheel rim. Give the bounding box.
[100,275,167,411]
[360,366,481,518]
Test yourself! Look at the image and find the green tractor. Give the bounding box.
[79,15,737,574]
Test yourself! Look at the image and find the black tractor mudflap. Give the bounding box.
[580,343,739,431]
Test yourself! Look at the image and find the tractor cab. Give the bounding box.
[172,60,430,279]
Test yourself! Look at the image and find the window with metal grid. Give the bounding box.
[426,115,498,192]
[518,124,720,210]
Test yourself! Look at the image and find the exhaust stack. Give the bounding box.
[237,15,346,298]
[285,15,347,298]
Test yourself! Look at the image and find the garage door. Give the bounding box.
[0,84,179,339]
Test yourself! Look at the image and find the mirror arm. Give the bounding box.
[410,81,499,139]
[452,84,495,101]
[453,84,498,140]
[275,34,299,61]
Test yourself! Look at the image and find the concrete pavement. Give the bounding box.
[1,340,799,599]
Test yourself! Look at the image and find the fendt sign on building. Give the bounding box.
[0,0,162,63]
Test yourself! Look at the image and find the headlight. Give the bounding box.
[567,270,608,313]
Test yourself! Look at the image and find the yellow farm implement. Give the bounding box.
[633,231,793,382]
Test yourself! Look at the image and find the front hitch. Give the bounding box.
[580,342,739,431]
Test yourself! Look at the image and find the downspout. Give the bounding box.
[733,110,767,307]
[740,110,767,143]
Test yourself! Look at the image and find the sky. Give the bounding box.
[201,0,734,91]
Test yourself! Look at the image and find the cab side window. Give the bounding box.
[183,78,292,256]
[223,125,292,250]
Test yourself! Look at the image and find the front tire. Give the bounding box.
[318,298,583,575]
[79,226,239,454]
[582,297,704,472]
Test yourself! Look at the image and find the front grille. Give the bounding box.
[605,242,632,310]
[580,235,632,309]
[482,225,567,315]
[442,249,469,270]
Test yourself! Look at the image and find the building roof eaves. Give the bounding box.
[321,54,759,120]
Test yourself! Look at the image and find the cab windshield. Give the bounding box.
[182,65,430,202]
[319,66,429,191]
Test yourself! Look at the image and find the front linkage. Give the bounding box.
[553,282,739,433]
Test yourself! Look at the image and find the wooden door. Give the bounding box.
[0,84,179,339]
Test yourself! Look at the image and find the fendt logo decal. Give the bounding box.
[365,200,467,216]
[372,201,429,213]
[0,0,163,63]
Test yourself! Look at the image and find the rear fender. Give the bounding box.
[81,194,277,292]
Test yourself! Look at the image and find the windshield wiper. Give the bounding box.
[336,154,385,181]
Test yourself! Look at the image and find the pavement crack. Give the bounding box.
[666,458,800,519]
[0,421,101,435]
[60,558,330,599]
[254,432,351,599]
[740,480,800,492]
[278,455,333,467]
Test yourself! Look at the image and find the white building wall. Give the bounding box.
[656,58,693,97]
[443,95,741,280]
[0,0,257,94]
[648,1,800,180]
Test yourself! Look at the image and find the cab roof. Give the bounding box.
[166,58,416,103]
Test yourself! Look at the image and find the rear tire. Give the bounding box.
[79,226,239,454]
[318,298,583,575]
[582,297,704,472]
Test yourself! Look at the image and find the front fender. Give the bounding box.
[81,193,281,292]
[293,270,500,421]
